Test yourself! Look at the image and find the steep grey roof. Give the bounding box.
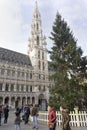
[0,47,32,66]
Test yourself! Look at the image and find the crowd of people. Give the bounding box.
[14,103,39,130]
[0,103,71,130]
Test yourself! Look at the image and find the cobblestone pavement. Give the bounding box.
[0,110,87,130]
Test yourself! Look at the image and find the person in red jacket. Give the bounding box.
[48,104,57,130]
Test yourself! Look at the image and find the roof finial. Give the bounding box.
[35,0,38,10]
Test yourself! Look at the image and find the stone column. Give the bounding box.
[9,96,11,107]
[2,83,5,91]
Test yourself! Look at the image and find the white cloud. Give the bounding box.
[0,0,26,53]
[0,0,87,56]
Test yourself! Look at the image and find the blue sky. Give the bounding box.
[0,0,87,56]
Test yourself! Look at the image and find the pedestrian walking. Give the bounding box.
[16,107,21,116]
[3,105,9,124]
[14,112,22,130]
[31,104,39,129]
[0,105,3,126]
[23,104,30,124]
[48,104,57,130]
[60,106,71,130]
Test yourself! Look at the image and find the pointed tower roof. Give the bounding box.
[33,1,41,19]
[35,0,38,12]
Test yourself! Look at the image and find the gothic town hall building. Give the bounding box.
[0,2,53,110]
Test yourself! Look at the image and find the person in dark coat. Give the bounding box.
[24,104,30,124]
[3,105,9,124]
[16,107,21,116]
[31,104,38,129]
[14,112,21,130]
[0,105,3,126]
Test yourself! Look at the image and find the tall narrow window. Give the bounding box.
[21,85,24,91]
[38,85,41,91]
[1,69,5,75]
[17,84,20,91]
[38,61,41,69]
[12,70,15,77]
[43,62,45,70]
[21,72,24,77]
[5,84,9,91]
[37,23,38,30]
[30,73,32,79]
[39,74,41,79]
[30,86,32,92]
[36,14,38,18]
[37,36,39,45]
[0,83,2,91]
[38,51,40,58]
[26,85,28,92]
[42,52,44,59]
[17,71,20,77]
[11,84,14,91]
[43,86,45,91]
[7,70,10,76]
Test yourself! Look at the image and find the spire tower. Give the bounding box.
[28,1,48,73]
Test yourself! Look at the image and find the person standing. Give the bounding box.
[3,105,9,124]
[31,104,38,129]
[48,104,56,130]
[24,104,30,124]
[0,105,3,126]
[14,112,22,130]
[60,106,71,130]
[16,107,21,116]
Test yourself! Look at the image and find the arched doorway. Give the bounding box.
[11,97,15,108]
[15,97,21,108]
[27,97,30,105]
[5,97,9,105]
[38,94,47,111]
[32,97,35,105]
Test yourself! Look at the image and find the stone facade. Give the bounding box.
[0,2,53,110]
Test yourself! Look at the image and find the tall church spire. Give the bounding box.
[28,1,48,73]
